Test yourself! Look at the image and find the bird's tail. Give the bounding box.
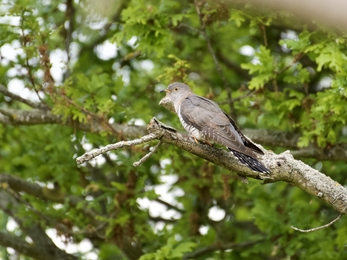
[229,149,270,174]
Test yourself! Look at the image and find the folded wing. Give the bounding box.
[180,95,262,158]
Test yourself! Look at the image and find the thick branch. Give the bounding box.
[242,128,300,149]
[243,129,347,161]
[76,116,347,215]
[0,108,146,138]
[147,118,347,214]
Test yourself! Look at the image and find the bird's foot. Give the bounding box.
[202,140,213,146]
[192,136,199,144]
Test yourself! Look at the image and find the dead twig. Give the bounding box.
[291,213,343,233]
[133,141,162,167]
[76,133,160,165]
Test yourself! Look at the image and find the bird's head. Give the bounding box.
[161,82,192,104]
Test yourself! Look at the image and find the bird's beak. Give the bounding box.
[160,89,170,94]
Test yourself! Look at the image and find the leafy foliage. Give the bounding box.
[0,0,347,259]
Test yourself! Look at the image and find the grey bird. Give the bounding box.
[161,82,270,174]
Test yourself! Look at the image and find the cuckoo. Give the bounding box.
[161,82,270,174]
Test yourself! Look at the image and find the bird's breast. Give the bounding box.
[177,106,203,140]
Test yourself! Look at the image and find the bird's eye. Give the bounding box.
[174,87,178,91]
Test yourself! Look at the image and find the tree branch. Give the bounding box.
[0,85,43,109]
[242,128,300,149]
[243,128,347,161]
[76,133,159,164]
[133,141,162,167]
[291,213,343,233]
[0,108,146,138]
[76,117,347,215]
[154,198,185,214]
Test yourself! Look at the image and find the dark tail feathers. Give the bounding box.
[229,149,270,174]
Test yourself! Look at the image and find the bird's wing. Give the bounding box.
[180,95,256,157]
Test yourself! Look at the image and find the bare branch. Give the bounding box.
[133,141,162,167]
[0,108,147,138]
[291,213,343,233]
[76,133,160,165]
[147,118,347,215]
[73,116,347,215]
[149,216,178,223]
[154,198,185,214]
[0,108,61,125]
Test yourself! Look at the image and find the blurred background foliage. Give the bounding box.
[0,0,347,259]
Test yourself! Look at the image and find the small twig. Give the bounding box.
[276,53,304,75]
[291,213,343,233]
[154,198,185,214]
[20,23,49,108]
[149,215,177,223]
[76,133,159,165]
[260,24,268,47]
[272,78,279,93]
[0,108,15,119]
[0,85,41,109]
[133,141,162,167]
[63,0,74,80]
